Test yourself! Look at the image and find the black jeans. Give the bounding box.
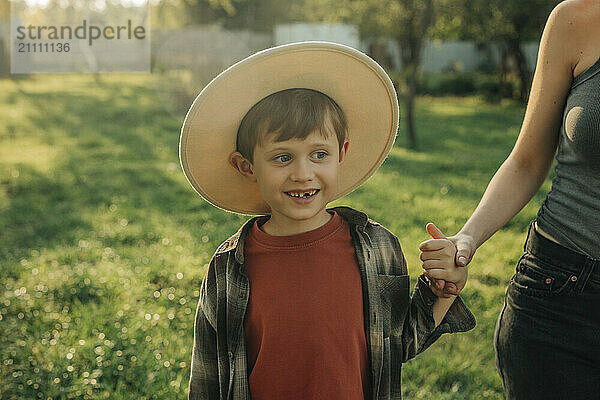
[494,221,600,400]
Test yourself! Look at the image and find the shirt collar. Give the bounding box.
[215,206,370,263]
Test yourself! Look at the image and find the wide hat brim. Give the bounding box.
[180,41,399,215]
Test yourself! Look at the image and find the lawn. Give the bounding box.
[0,74,551,399]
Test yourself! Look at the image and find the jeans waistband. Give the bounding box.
[525,221,600,284]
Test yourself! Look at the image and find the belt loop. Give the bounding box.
[572,257,595,294]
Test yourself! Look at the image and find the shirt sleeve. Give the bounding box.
[188,263,220,400]
[401,274,476,361]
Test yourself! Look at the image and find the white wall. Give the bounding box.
[274,23,363,51]
[422,41,481,73]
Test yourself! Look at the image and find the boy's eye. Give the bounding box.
[312,151,328,160]
[274,154,291,163]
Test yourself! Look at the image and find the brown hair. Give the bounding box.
[236,88,347,162]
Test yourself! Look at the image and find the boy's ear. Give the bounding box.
[339,138,350,164]
[229,152,257,182]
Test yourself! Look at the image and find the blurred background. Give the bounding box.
[1,0,560,399]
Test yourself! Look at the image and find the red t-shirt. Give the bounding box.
[243,211,370,399]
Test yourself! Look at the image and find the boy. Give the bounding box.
[180,42,475,400]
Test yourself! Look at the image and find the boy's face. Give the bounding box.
[232,127,349,235]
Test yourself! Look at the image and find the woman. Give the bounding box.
[420,0,600,398]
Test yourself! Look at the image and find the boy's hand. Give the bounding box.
[419,223,468,298]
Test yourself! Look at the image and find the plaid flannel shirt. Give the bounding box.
[189,206,476,399]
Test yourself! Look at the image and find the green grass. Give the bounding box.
[0,75,552,399]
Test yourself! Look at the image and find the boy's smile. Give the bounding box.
[285,189,319,199]
[232,129,349,236]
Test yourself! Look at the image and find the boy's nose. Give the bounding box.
[290,159,314,182]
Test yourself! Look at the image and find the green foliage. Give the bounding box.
[385,70,510,102]
[433,0,559,43]
[419,72,476,95]
[0,75,552,399]
[302,0,435,44]
[432,0,561,101]
[178,0,298,31]
[418,72,516,102]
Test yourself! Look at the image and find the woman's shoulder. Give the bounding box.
[545,0,600,34]
[554,0,600,75]
[542,0,599,76]
[552,0,599,18]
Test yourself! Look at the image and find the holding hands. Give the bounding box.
[419,223,475,298]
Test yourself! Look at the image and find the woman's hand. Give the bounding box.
[447,229,477,268]
[419,223,476,297]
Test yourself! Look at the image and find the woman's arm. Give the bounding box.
[450,2,579,264]
[420,2,587,298]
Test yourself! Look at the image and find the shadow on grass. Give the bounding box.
[1,76,241,268]
[395,98,524,153]
[0,164,92,278]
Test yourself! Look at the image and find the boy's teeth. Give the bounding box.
[288,190,317,198]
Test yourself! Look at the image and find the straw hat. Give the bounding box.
[179,41,399,215]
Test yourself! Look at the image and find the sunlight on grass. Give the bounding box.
[0,139,60,168]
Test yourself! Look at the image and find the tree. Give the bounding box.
[359,0,435,148]
[302,0,438,149]
[180,0,297,32]
[434,0,559,101]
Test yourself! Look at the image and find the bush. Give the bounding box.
[387,69,516,102]
[418,72,477,96]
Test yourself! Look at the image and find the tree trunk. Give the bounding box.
[395,0,433,149]
[507,38,531,102]
[404,83,417,149]
[395,58,419,149]
[401,59,419,149]
[498,40,531,102]
[498,45,512,98]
